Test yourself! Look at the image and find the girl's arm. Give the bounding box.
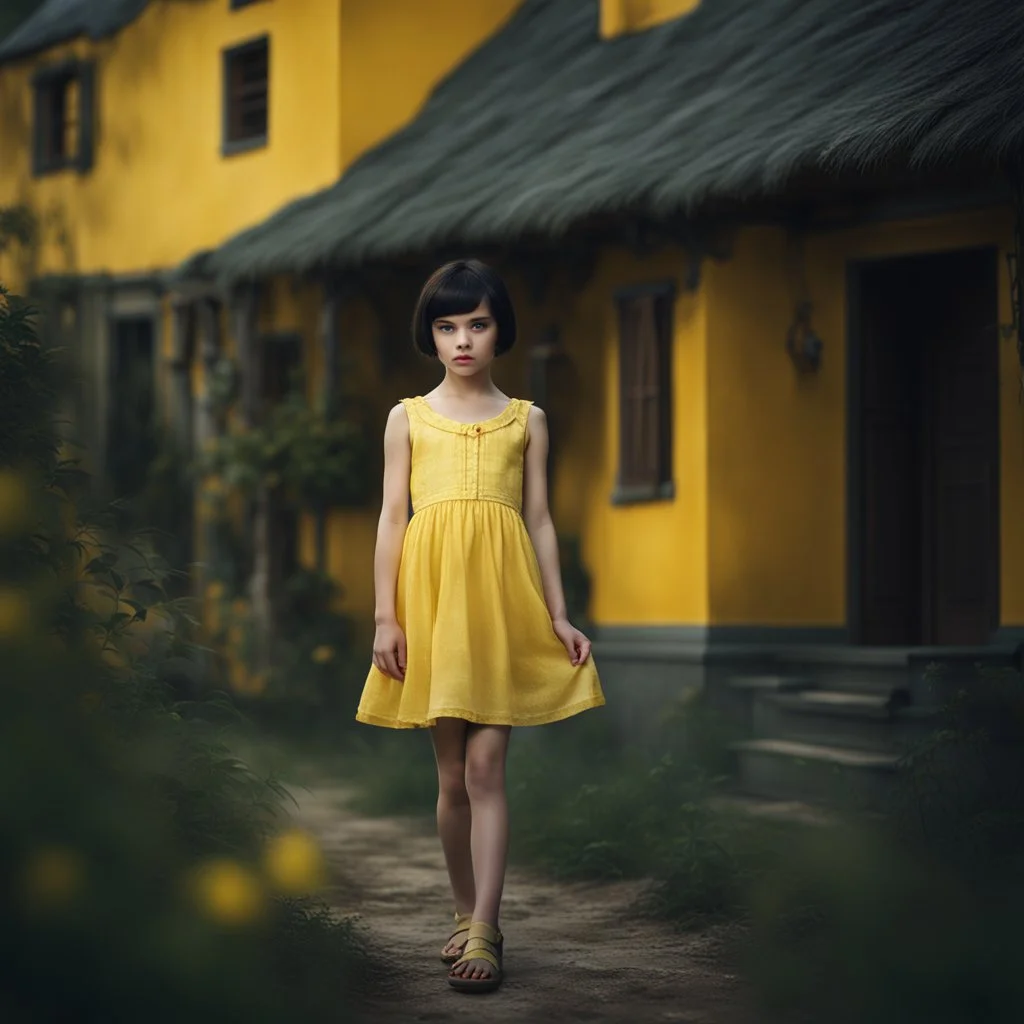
[372,403,411,680]
[522,406,591,666]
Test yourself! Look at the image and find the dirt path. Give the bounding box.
[287,782,756,1024]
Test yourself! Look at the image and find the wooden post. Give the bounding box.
[168,299,194,458]
[529,324,561,494]
[232,283,260,426]
[314,275,345,573]
[232,284,273,671]
[192,296,223,593]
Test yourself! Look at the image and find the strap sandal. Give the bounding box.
[440,910,473,964]
[447,920,504,993]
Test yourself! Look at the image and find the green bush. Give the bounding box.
[0,286,372,1022]
[198,382,371,509]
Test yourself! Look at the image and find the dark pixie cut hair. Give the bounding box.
[412,259,516,358]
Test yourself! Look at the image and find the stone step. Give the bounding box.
[752,689,936,753]
[730,737,901,810]
[709,793,833,828]
[728,673,816,694]
[708,674,817,732]
[770,648,912,696]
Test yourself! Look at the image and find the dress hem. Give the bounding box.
[354,694,606,730]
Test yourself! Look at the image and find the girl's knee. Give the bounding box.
[437,760,470,803]
[464,754,505,799]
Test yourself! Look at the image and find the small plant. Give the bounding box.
[199,386,371,509]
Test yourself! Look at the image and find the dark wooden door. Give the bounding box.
[857,248,999,646]
[925,250,1000,645]
[859,264,922,645]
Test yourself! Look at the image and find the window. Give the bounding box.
[32,60,95,176]
[223,36,269,154]
[230,0,265,8]
[613,282,675,504]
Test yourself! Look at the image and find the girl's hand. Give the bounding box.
[373,620,407,681]
[552,617,592,667]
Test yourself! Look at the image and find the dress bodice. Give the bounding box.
[401,396,532,514]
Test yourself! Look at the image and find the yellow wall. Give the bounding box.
[560,250,708,626]
[339,0,522,167]
[0,0,342,286]
[705,208,1024,629]
[600,0,701,38]
[0,0,523,290]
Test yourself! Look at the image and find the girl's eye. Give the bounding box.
[436,324,453,333]
[472,322,487,330]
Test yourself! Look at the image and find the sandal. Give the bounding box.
[447,920,504,993]
[440,910,473,965]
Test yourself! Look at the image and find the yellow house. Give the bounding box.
[3,0,1024,786]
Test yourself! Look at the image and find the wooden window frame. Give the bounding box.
[222,36,269,156]
[611,281,675,505]
[31,59,96,177]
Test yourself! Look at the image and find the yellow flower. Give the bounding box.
[310,644,335,664]
[0,588,31,637]
[23,846,83,910]
[0,471,31,537]
[206,581,226,602]
[191,859,264,925]
[230,598,249,617]
[263,830,326,895]
[244,671,268,696]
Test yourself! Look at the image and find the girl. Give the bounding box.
[355,259,606,994]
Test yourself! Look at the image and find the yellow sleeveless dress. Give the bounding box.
[355,396,606,729]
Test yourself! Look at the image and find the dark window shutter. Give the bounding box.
[76,61,96,173]
[653,291,673,484]
[31,77,44,176]
[223,37,269,148]
[616,285,674,496]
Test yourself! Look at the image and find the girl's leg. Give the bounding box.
[430,717,475,956]
[449,723,511,980]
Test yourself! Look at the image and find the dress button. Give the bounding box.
[475,426,481,433]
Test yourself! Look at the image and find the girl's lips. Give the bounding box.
[453,356,474,362]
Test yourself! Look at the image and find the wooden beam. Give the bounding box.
[231,283,259,426]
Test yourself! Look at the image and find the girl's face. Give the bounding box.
[431,301,498,375]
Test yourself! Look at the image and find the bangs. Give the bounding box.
[412,258,516,357]
[424,268,491,322]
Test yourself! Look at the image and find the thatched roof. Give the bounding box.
[193,0,1024,282]
[0,0,150,64]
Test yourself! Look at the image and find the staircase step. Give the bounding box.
[771,648,911,696]
[728,673,816,693]
[730,738,901,809]
[753,689,935,752]
[710,793,833,827]
[709,674,816,732]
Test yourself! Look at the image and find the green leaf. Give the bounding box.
[123,599,148,621]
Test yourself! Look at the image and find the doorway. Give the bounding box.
[106,315,158,500]
[851,247,1000,646]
